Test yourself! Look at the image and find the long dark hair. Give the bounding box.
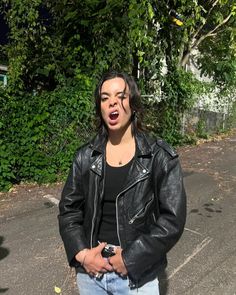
[94,70,143,135]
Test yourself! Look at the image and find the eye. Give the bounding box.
[101,96,108,102]
[118,93,127,99]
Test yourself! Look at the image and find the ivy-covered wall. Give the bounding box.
[0,85,94,191]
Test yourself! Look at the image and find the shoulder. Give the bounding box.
[150,136,180,171]
[74,141,92,156]
[74,132,106,161]
[73,137,96,163]
[140,131,178,159]
[155,138,178,158]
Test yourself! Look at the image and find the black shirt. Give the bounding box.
[98,159,133,245]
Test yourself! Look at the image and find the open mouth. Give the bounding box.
[109,111,119,120]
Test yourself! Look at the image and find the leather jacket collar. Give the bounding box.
[88,131,154,183]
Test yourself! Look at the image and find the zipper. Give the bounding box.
[152,212,157,223]
[115,174,149,247]
[90,178,98,248]
[90,160,149,248]
[90,156,106,248]
[128,196,154,224]
[129,207,145,224]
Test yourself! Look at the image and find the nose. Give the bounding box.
[109,96,117,107]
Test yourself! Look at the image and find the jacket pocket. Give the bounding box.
[128,196,154,224]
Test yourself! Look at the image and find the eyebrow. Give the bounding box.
[100,90,127,96]
[100,91,110,96]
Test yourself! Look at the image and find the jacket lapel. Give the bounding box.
[89,133,107,177]
[89,131,154,187]
[122,132,154,191]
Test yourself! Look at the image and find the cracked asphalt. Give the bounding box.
[0,130,235,295]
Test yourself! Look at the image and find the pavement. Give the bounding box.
[0,130,235,295]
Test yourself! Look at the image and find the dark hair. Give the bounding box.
[94,70,143,135]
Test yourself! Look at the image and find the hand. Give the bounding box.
[108,248,128,276]
[75,243,113,276]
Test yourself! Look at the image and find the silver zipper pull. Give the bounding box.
[129,218,135,224]
[129,211,141,224]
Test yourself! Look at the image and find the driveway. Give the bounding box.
[0,130,235,294]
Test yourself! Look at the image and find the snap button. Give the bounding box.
[142,169,146,173]
[92,165,96,169]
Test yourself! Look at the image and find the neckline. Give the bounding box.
[106,157,134,168]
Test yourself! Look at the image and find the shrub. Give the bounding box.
[0,83,94,191]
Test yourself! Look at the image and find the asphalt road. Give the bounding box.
[0,131,235,295]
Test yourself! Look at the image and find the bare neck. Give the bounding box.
[106,125,136,166]
[108,125,133,146]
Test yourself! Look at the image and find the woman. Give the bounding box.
[58,70,186,294]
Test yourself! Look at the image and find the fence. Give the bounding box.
[183,107,235,135]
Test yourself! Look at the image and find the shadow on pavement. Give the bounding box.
[0,236,9,260]
[0,236,9,293]
[183,170,195,178]
[158,268,169,295]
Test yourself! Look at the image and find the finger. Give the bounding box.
[115,248,122,255]
[95,242,107,253]
[100,258,113,271]
[104,262,113,271]
[114,246,122,254]
[101,265,113,273]
[108,254,118,265]
[107,257,112,265]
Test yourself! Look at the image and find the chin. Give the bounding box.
[107,125,120,131]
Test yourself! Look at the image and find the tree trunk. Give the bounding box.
[180,50,191,68]
[132,52,139,79]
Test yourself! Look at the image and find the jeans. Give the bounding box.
[77,272,160,295]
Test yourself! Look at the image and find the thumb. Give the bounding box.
[95,242,106,253]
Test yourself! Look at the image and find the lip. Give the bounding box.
[108,109,119,125]
[109,109,119,116]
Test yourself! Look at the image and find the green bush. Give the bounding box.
[142,69,204,146]
[0,83,94,191]
[226,100,236,130]
[196,119,209,139]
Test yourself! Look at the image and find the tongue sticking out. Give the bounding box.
[109,113,119,120]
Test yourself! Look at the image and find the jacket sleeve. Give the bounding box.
[58,152,89,267]
[122,152,186,282]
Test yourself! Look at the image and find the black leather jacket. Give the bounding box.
[58,131,186,288]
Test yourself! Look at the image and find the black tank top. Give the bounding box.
[97,159,133,245]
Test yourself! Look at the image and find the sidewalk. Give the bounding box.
[166,130,236,294]
[0,130,235,295]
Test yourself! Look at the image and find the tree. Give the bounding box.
[141,0,236,141]
[150,1,236,71]
[2,0,235,90]
[1,0,235,190]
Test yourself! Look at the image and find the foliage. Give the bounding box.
[151,0,236,70]
[143,68,206,144]
[196,119,209,139]
[2,0,235,88]
[149,0,236,142]
[227,100,236,129]
[0,0,235,190]
[0,81,94,191]
[198,30,236,89]
[1,0,48,90]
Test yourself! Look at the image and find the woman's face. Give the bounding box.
[100,77,132,133]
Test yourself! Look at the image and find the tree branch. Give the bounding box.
[180,11,233,68]
[207,32,218,37]
[192,0,219,40]
[193,11,233,49]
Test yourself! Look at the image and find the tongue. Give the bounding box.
[110,113,119,120]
